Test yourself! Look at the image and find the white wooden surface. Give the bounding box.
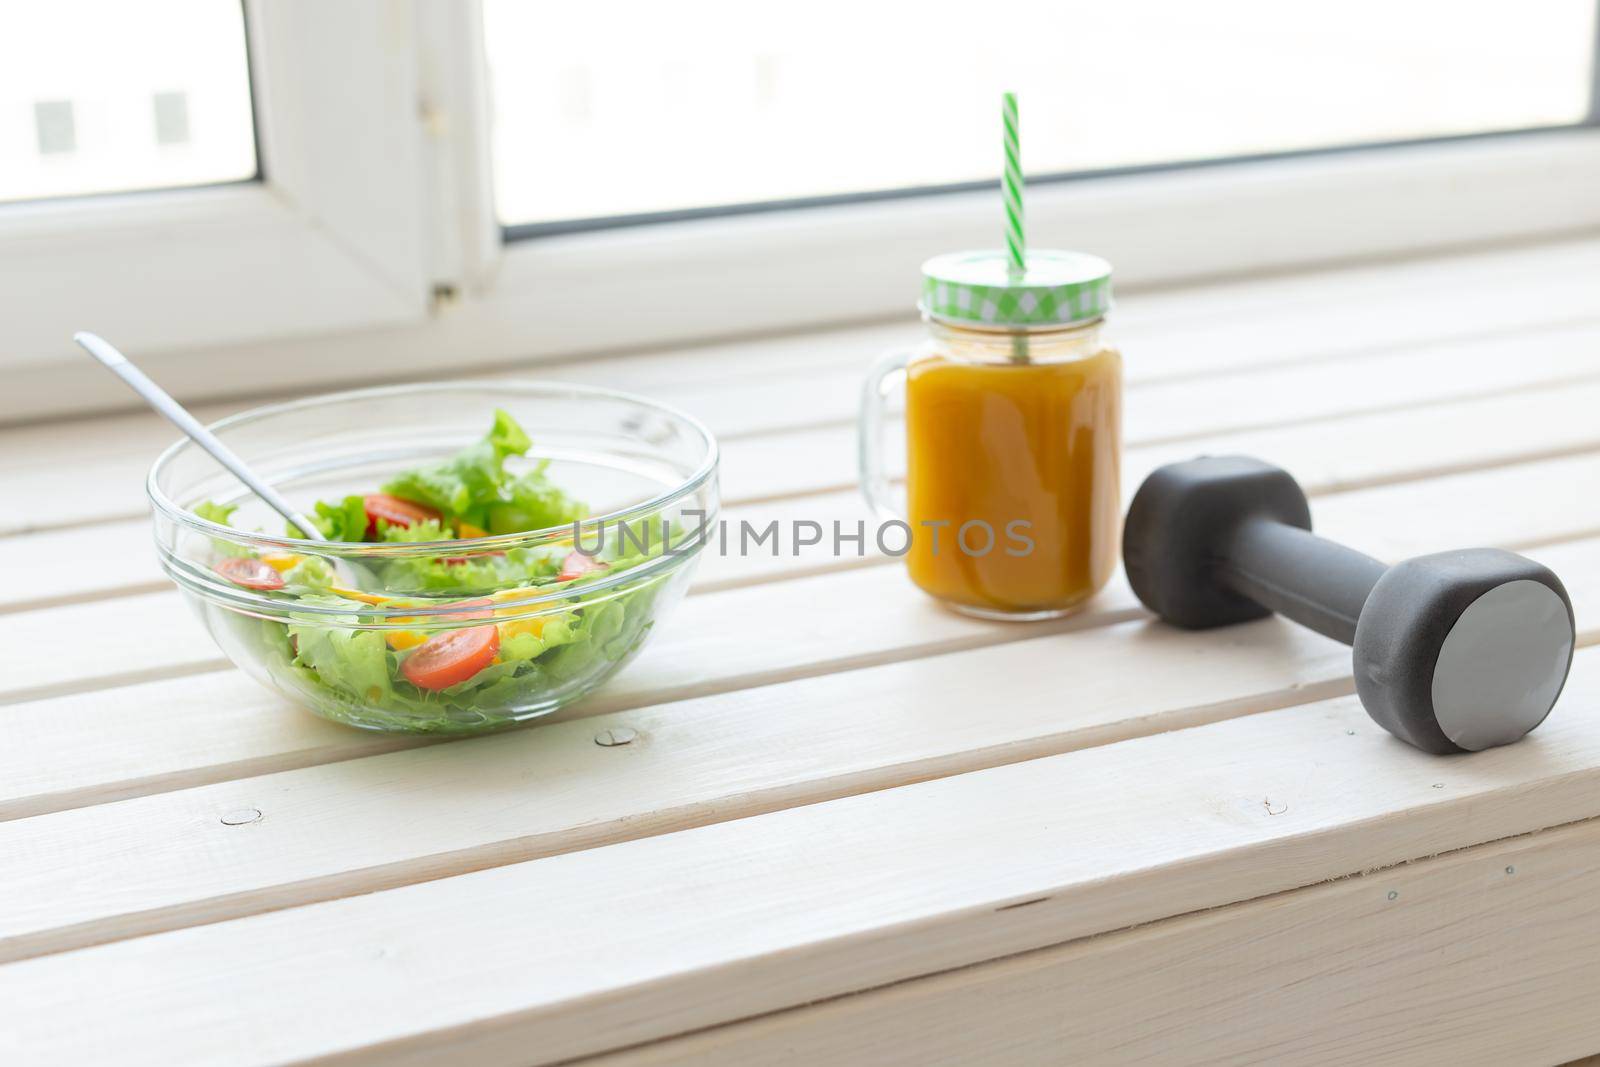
[593,817,1600,1067]
[1,237,1598,1064]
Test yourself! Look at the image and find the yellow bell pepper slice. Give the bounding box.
[497,616,546,641]
[385,630,428,651]
[329,585,393,606]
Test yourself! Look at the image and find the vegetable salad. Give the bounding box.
[197,410,679,732]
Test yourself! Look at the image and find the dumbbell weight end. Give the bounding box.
[1124,456,1575,754]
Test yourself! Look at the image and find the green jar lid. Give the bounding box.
[920,249,1113,328]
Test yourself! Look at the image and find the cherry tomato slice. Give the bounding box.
[400,625,499,691]
[557,550,608,582]
[363,493,442,537]
[214,556,287,591]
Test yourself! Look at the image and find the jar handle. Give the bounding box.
[858,349,910,523]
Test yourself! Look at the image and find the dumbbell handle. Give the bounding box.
[1219,518,1388,646]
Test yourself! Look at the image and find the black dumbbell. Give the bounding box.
[1122,456,1575,754]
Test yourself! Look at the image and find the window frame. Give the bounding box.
[3,0,1599,424]
[0,2,456,370]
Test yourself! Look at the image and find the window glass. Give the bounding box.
[485,0,1597,228]
[0,0,256,204]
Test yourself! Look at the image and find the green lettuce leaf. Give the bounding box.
[378,519,453,544]
[281,554,336,590]
[194,501,237,525]
[293,410,589,553]
[379,408,533,528]
[193,500,255,557]
[377,542,568,594]
[253,563,672,734]
[487,464,590,534]
[308,495,370,541]
[288,618,396,707]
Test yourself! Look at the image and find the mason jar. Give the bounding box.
[859,249,1122,620]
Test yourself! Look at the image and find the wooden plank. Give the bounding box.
[0,674,409,822]
[615,454,1600,712]
[8,411,1600,708]
[0,560,1141,709]
[1122,315,1600,447]
[6,463,1593,825]
[698,441,1600,592]
[0,622,1355,960]
[0,590,225,704]
[0,530,1595,973]
[12,313,1600,537]
[4,452,1597,818]
[517,308,1600,451]
[706,309,1600,454]
[587,818,1600,1067]
[0,519,167,614]
[721,372,1600,509]
[2,646,1599,1065]
[0,617,1344,959]
[1087,233,1600,337]
[0,481,885,616]
[1313,449,1600,557]
[10,356,1600,616]
[7,237,1600,536]
[1128,374,1600,496]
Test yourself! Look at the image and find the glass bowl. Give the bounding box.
[148,382,719,734]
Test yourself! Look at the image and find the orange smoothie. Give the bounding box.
[904,347,1121,616]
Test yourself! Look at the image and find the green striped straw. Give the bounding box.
[1002,92,1025,276]
[1002,93,1028,361]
